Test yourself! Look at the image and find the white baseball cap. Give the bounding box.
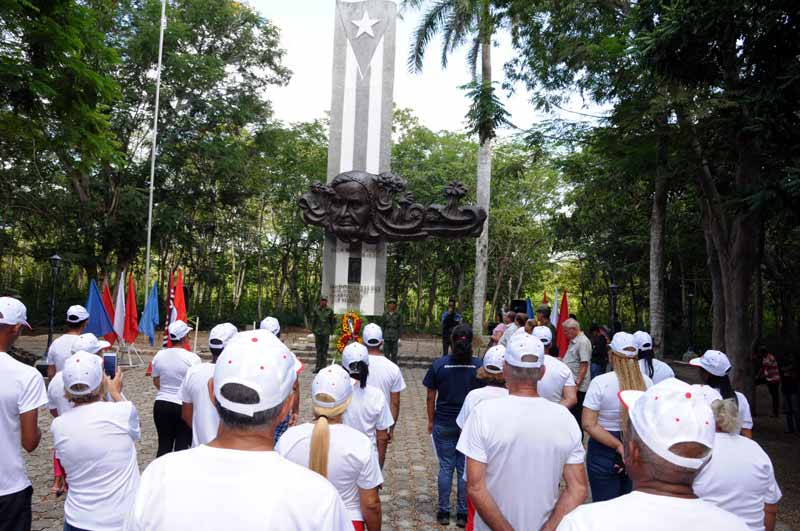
[259,316,280,336]
[689,350,732,377]
[213,330,298,417]
[66,305,90,323]
[532,326,553,345]
[0,297,30,329]
[609,332,639,358]
[633,330,653,351]
[505,334,544,368]
[62,352,104,396]
[311,364,353,409]
[342,341,369,371]
[168,320,192,341]
[619,378,715,470]
[209,323,238,349]
[229,329,303,373]
[71,333,111,354]
[363,323,383,346]
[482,345,506,374]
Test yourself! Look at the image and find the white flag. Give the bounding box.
[113,271,126,344]
[550,288,559,325]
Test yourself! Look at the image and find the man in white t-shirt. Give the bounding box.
[52,352,140,531]
[341,342,393,467]
[533,326,578,408]
[457,334,588,531]
[125,329,351,530]
[557,378,749,531]
[180,322,238,447]
[0,297,48,531]
[46,304,89,377]
[151,320,202,456]
[362,323,406,442]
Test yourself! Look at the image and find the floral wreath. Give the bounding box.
[336,311,364,353]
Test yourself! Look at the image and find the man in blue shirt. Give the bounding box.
[441,299,462,357]
[424,323,482,528]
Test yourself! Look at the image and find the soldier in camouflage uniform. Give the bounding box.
[382,299,403,363]
[310,296,335,373]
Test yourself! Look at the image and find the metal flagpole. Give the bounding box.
[144,0,167,299]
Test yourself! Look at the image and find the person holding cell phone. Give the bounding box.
[51,352,140,531]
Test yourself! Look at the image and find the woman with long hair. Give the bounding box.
[633,330,675,384]
[582,332,652,502]
[690,350,753,438]
[277,365,383,531]
[694,395,782,531]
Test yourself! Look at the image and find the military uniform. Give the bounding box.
[310,305,335,371]
[382,309,403,363]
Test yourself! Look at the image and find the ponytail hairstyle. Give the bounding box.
[310,415,331,478]
[349,361,369,388]
[611,351,647,434]
[639,348,655,378]
[705,372,739,406]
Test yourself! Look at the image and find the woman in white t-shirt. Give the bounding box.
[694,398,781,531]
[633,330,675,384]
[340,342,393,468]
[277,365,383,531]
[689,349,754,438]
[51,353,140,531]
[583,332,651,503]
[151,320,201,457]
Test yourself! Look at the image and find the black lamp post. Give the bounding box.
[687,288,695,355]
[47,254,62,349]
[610,283,619,333]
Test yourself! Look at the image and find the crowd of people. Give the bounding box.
[0,295,786,531]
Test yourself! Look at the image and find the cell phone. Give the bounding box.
[103,353,117,378]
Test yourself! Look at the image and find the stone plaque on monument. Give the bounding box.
[322,0,397,315]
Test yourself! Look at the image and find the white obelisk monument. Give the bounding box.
[322,0,396,315]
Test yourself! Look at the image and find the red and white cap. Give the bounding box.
[342,341,369,370]
[619,378,716,470]
[363,323,383,346]
[62,352,104,396]
[71,333,111,355]
[482,345,506,374]
[66,305,89,323]
[209,323,238,349]
[532,326,553,345]
[213,330,298,417]
[505,334,544,368]
[259,316,280,336]
[0,297,30,329]
[311,364,353,409]
[633,330,653,351]
[609,332,639,358]
[168,320,192,341]
[689,350,732,377]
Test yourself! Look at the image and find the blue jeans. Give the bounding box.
[64,523,89,531]
[432,422,466,514]
[591,362,606,380]
[587,432,632,502]
[273,413,291,444]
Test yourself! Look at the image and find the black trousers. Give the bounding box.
[153,400,192,457]
[442,335,451,357]
[767,382,780,416]
[314,334,329,371]
[570,391,587,435]
[0,486,32,531]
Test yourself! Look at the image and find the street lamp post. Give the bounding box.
[47,254,62,349]
[687,289,695,355]
[610,283,619,333]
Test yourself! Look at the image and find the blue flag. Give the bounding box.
[526,297,534,319]
[85,279,114,338]
[138,282,160,346]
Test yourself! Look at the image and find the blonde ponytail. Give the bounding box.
[309,416,331,478]
[612,352,647,434]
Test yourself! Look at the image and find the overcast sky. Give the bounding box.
[249,1,605,134]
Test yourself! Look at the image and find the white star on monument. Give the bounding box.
[352,10,380,38]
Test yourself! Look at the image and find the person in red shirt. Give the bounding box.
[758,346,781,417]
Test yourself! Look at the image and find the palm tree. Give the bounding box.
[404,0,508,338]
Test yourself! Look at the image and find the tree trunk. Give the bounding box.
[426,269,438,328]
[471,28,492,339]
[649,116,668,358]
[490,255,509,320]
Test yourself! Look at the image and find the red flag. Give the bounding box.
[172,269,189,349]
[123,273,139,344]
[556,290,569,356]
[101,279,117,345]
[542,291,549,305]
[163,271,174,347]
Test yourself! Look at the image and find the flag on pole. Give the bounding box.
[550,288,559,326]
[526,297,534,320]
[124,273,139,344]
[138,282,160,346]
[101,279,117,345]
[172,269,187,324]
[162,271,175,347]
[113,272,126,343]
[556,290,570,356]
[84,280,115,339]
